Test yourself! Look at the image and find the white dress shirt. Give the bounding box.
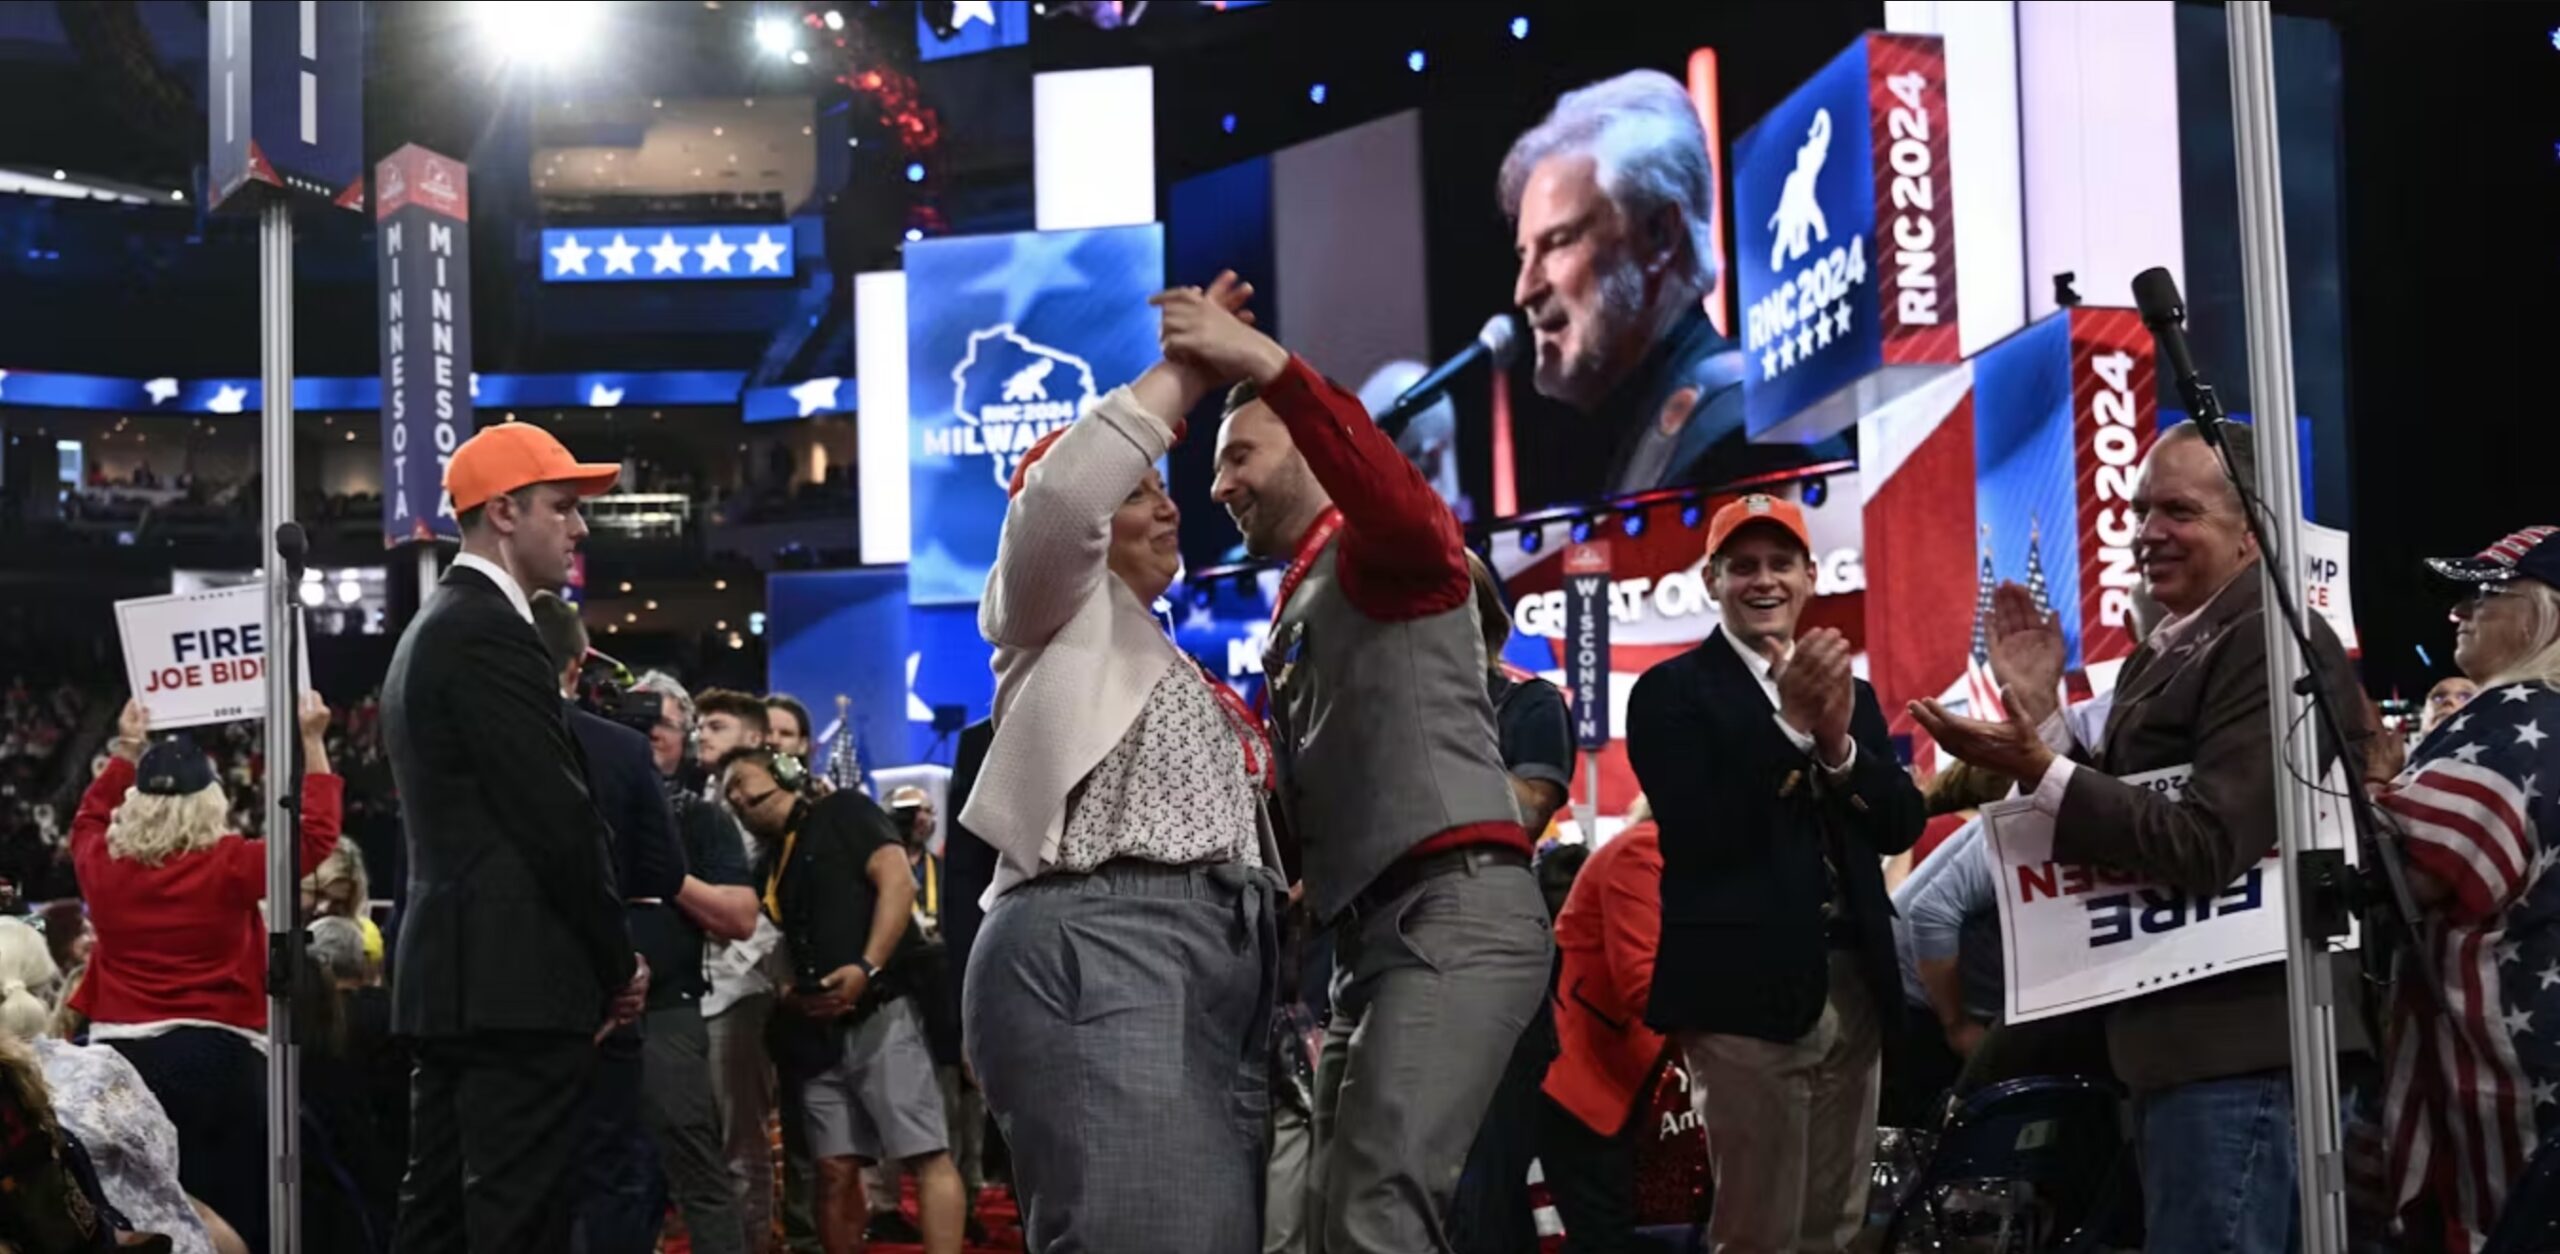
[1719,628,1857,777]
[451,552,534,624]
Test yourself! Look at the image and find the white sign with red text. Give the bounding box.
[2301,521,2358,654]
[114,584,302,731]
[1985,761,2356,1023]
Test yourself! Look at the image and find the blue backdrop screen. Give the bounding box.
[903,225,1165,606]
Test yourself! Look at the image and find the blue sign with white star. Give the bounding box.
[903,224,1164,607]
[540,224,796,282]
[917,0,1030,62]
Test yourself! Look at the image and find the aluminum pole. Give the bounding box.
[258,195,303,1254]
[2227,6,2345,1251]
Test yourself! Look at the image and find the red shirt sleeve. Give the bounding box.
[1259,354,1470,621]
[70,757,134,881]
[219,773,345,909]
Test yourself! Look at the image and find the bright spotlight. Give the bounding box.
[824,10,845,31]
[904,228,924,242]
[469,1,603,67]
[789,48,810,65]
[1510,15,1529,39]
[755,16,797,56]
[1407,49,1425,73]
[1308,82,1328,105]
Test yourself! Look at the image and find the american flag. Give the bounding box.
[2377,681,2560,1251]
[823,694,864,794]
[1965,530,2005,721]
[2025,518,2054,618]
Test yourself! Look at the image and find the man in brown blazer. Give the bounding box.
[1915,420,2364,1254]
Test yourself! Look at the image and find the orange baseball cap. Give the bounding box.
[1703,493,1812,560]
[444,423,623,513]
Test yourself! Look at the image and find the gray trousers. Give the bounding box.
[1312,854,1553,1254]
[643,1003,748,1254]
[706,991,777,1253]
[965,859,1281,1254]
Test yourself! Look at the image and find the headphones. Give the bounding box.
[767,750,811,795]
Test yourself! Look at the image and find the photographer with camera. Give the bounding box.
[529,593,691,1253]
[720,747,962,1254]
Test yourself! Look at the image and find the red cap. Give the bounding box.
[444,423,622,513]
[1703,493,1812,560]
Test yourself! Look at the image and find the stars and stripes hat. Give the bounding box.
[2424,525,2560,589]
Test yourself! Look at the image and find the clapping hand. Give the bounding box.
[1986,582,2064,727]
[1908,691,2055,786]
[1770,628,1855,767]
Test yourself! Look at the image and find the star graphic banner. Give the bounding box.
[917,0,1030,61]
[540,224,795,282]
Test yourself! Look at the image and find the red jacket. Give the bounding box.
[68,756,343,1032]
[1542,820,1666,1136]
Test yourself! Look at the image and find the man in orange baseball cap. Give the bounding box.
[383,421,643,1252]
[1625,488,1923,1254]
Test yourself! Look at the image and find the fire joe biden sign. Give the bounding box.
[903,225,1164,607]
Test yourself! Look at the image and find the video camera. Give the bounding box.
[574,650,663,738]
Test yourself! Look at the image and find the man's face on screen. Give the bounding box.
[1513,153,1651,412]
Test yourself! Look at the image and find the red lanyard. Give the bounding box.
[1186,655,1273,791]
[1271,507,1344,630]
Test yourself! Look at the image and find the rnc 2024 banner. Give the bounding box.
[904,225,1165,607]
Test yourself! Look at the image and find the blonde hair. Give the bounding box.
[302,838,369,913]
[0,1034,55,1139]
[2480,579,2560,692]
[104,780,231,866]
[0,918,60,1042]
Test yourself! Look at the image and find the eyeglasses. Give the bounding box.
[729,788,780,811]
[2456,582,2526,612]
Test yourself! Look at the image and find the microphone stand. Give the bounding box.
[2169,361,2440,1018]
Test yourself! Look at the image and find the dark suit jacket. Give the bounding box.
[1628,628,1925,1042]
[564,704,688,902]
[383,566,633,1038]
[2050,571,2368,1092]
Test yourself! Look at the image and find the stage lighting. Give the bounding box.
[1621,512,1646,538]
[789,48,810,65]
[1308,83,1328,105]
[1680,501,1704,529]
[1519,528,1542,555]
[755,16,797,56]
[905,162,926,183]
[825,9,845,30]
[468,0,602,67]
[337,580,363,606]
[1221,113,1238,134]
[1510,15,1529,39]
[299,581,325,609]
[1571,519,1593,544]
[905,228,924,242]
[50,170,64,181]
[1407,49,1426,72]
[1802,476,1829,508]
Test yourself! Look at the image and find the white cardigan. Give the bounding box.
[961,384,1188,904]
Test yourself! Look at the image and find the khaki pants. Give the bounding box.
[1678,951,1882,1254]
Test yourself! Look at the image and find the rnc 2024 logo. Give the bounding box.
[1746,105,1869,384]
[923,325,1099,488]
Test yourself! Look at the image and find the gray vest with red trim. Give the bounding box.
[1263,539,1524,920]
